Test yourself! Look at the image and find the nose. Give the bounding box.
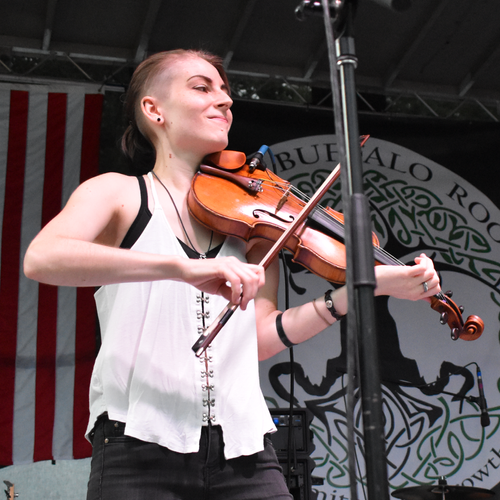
[216,90,233,109]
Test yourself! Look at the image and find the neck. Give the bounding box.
[152,160,197,195]
[153,144,204,179]
[151,169,218,254]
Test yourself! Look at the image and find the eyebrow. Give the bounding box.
[187,74,230,94]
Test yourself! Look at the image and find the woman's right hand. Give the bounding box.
[178,256,265,310]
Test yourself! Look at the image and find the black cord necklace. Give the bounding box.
[152,170,213,257]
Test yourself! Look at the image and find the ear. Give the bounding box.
[141,96,164,124]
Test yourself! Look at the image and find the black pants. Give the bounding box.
[86,415,293,500]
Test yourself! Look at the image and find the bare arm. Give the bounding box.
[24,172,167,286]
[24,173,265,309]
[249,245,440,361]
[248,241,342,361]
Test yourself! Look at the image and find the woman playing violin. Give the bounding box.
[23,49,440,500]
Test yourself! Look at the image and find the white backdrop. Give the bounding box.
[259,135,500,499]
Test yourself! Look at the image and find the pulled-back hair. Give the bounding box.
[121,49,229,169]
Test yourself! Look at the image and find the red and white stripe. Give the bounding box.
[0,83,103,465]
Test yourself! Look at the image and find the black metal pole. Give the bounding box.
[320,2,389,500]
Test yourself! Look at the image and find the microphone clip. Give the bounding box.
[247,145,270,172]
[295,0,345,21]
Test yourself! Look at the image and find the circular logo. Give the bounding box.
[259,135,500,497]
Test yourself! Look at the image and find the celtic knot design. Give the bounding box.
[290,168,500,290]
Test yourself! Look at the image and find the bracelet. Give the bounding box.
[324,289,345,321]
[312,298,332,328]
[276,313,296,348]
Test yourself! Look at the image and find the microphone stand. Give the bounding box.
[315,2,389,500]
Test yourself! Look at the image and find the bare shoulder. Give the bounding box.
[71,172,140,201]
[44,172,144,246]
[66,172,142,215]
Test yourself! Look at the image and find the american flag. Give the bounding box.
[0,83,103,465]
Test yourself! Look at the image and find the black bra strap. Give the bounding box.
[120,176,152,249]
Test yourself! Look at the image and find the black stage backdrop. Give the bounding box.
[228,99,500,208]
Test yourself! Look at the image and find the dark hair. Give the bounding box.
[121,49,230,169]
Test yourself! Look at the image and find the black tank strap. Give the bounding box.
[120,176,152,249]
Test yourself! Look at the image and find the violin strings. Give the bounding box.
[258,177,409,269]
[256,176,447,301]
[263,175,439,274]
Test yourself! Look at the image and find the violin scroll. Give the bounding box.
[461,315,485,341]
[430,294,483,341]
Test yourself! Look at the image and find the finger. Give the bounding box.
[217,282,234,303]
[414,253,433,268]
[223,276,243,306]
[214,260,265,309]
[224,270,256,309]
[413,255,437,280]
[238,268,264,310]
[419,275,441,300]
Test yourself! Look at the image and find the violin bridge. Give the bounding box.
[276,187,290,213]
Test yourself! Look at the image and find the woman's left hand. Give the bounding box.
[374,253,440,301]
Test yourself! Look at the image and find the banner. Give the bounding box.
[0,83,103,465]
[259,135,500,498]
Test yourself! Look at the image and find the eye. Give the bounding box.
[194,85,209,93]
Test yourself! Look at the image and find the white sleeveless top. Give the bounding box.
[86,173,275,459]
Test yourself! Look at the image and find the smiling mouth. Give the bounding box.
[209,116,228,123]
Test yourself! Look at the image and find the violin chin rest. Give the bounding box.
[204,150,247,171]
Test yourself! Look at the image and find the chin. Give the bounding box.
[208,137,229,152]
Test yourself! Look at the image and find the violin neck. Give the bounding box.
[308,207,401,267]
[308,206,345,240]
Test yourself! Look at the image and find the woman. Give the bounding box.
[24,49,440,500]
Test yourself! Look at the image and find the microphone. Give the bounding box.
[248,145,269,171]
[476,366,490,427]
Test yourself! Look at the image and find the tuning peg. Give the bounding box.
[459,305,464,313]
[451,327,460,341]
[440,312,448,325]
[445,290,453,298]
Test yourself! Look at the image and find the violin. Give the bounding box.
[188,150,484,343]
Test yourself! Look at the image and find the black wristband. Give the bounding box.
[324,289,345,321]
[276,313,296,348]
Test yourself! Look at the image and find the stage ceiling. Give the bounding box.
[0,0,499,120]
